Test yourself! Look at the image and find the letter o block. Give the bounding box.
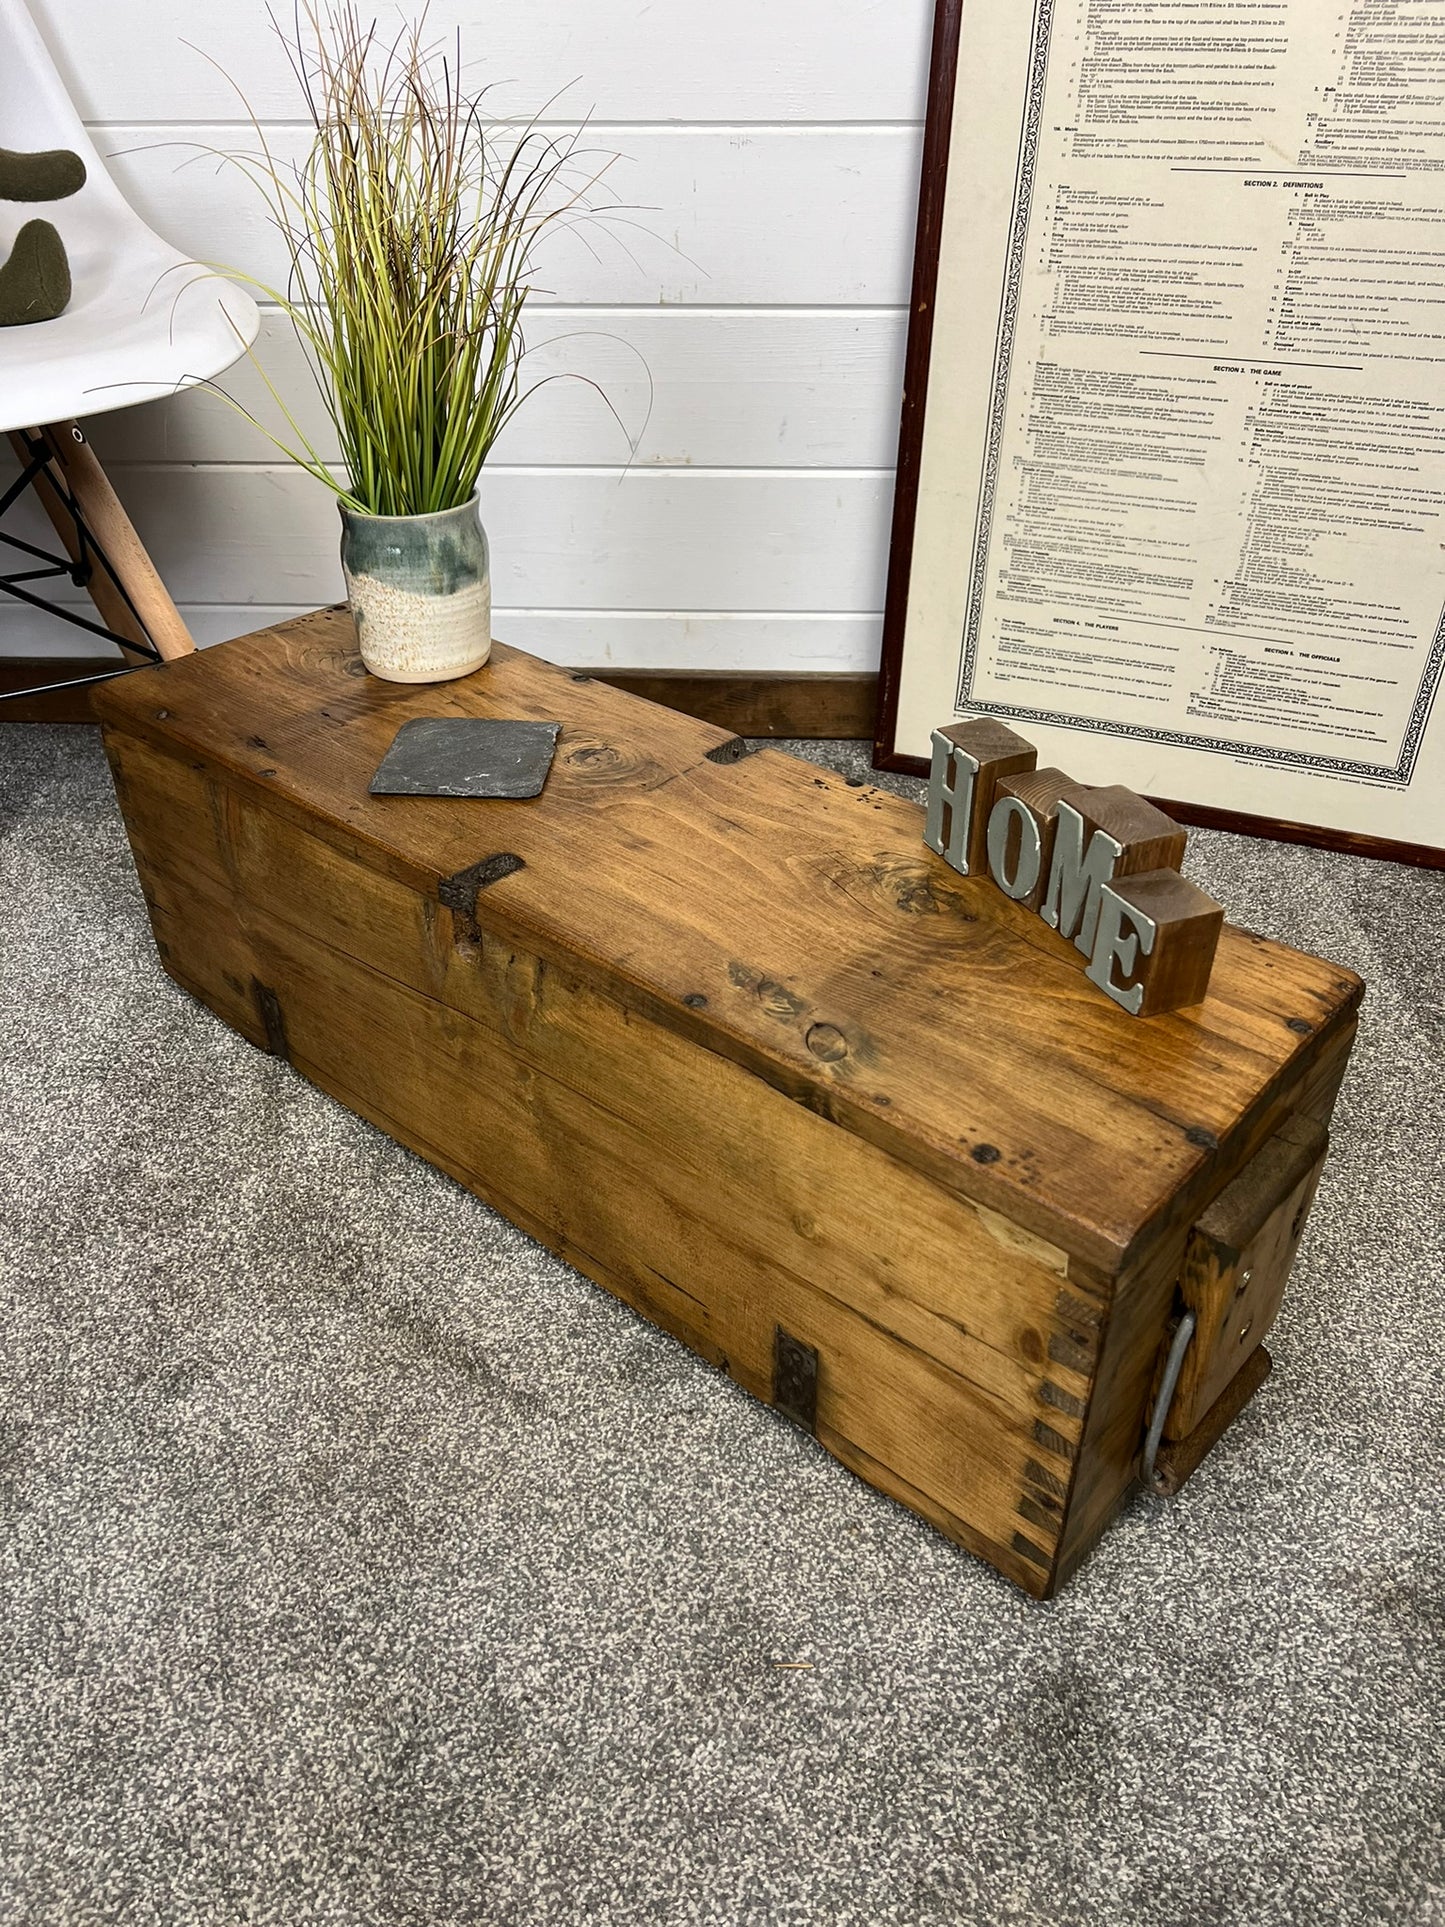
[986,794,1043,900]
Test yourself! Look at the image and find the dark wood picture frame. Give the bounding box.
[873,0,1444,870]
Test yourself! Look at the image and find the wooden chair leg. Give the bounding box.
[7,421,195,662]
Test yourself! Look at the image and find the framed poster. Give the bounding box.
[876,0,1445,867]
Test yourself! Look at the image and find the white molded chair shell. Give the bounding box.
[0,0,258,435]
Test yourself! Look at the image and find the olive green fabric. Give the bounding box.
[0,144,85,202]
[0,143,84,325]
[0,216,70,326]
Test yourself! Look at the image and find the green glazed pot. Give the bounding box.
[339,495,492,684]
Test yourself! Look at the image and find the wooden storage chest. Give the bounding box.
[95,610,1363,1596]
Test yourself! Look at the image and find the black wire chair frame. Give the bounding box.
[0,424,163,704]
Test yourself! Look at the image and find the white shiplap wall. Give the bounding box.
[3,0,932,669]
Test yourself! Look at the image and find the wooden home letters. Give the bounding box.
[924,720,1224,1017]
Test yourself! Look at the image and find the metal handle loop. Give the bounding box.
[1142,1308,1197,1492]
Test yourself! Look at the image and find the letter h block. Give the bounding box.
[924,719,1036,878]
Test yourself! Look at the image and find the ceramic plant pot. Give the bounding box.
[339,495,492,684]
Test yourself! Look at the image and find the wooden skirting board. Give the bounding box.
[0,657,128,722]
[1,654,880,739]
[594,669,877,739]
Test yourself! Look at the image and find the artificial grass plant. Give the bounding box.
[211,3,627,516]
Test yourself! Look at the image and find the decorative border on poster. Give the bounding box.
[960,612,1445,785]
[958,0,1053,695]
[952,0,1445,788]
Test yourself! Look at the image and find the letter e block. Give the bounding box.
[1087,870,1224,1017]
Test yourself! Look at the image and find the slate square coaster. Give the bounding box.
[369,718,562,799]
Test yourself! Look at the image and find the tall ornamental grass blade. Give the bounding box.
[195,2,647,516]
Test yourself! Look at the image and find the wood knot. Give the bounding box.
[564,740,663,788]
[892,875,940,916]
[567,741,624,770]
[728,962,807,1023]
[280,637,366,678]
[805,1022,849,1063]
[865,859,944,916]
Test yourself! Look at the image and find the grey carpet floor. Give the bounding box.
[1,722,1442,1927]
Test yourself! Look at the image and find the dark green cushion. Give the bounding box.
[0,219,71,325]
[0,146,86,203]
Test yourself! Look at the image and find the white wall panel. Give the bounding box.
[97,124,922,309]
[0,607,882,672]
[0,607,311,660]
[83,309,908,471]
[33,0,932,125]
[0,464,894,614]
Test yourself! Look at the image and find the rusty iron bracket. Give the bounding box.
[251,979,290,1060]
[439,853,526,943]
[772,1326,819,1434]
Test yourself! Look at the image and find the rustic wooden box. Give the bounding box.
[95,611,1362,1596]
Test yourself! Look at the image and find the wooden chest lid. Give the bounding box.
[96,610,1363,1276]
